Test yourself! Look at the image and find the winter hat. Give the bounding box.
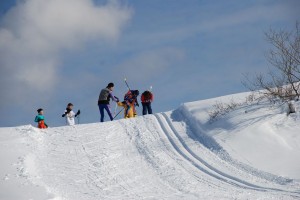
[67,103,73,107]
[37,108,43,113]
[107,82,114,88]
[133,90,139,96]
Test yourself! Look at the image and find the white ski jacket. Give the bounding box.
[64,110,76,125]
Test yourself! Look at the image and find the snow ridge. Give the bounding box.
[1,96,300,199]
[176,104,293,185]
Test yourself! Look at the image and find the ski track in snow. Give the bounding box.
[156,113,300,195]
[8,107,300,199]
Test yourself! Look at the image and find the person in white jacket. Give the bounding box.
[62,103,80,125]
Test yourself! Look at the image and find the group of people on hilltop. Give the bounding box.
[97,82,154,122]
[34,82,154,129]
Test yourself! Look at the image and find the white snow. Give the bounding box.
[1,91,300,199]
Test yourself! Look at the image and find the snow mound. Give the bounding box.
[181,92,300,179]
[1,92,300,199]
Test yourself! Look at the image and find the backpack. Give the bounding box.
[124,90,133,102]
[124,90,139,103]
[142,91,152,102]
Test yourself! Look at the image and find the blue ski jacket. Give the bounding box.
[34,114,45,122]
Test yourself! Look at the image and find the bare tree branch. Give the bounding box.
[243,22,300,109]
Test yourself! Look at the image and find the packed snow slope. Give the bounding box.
[1,92,300,200]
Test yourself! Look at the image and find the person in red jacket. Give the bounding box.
[141,90,154,115]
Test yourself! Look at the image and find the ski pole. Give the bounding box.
[124,78,131,90]
[114,102,118,116]
[113,107,124,120]
[77,115,80,124]
[76,109,81,124]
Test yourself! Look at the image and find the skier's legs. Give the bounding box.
[142,103,147,115]
[104,104,114,121]
[38,120,47,129]
[99,104,105,122]
[133,104,137,114]
[128,104,134,118]
[125,102,131,117]
[148,103,153,114]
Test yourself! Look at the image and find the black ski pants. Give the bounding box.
[142,102,152,115]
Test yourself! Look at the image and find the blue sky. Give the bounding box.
[0,0,299,127]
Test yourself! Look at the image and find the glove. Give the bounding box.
[75,110,81,117]
[62,114,66,117]
[136,102,139,107]
[114,96,119,102]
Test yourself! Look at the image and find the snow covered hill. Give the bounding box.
[1,92,300,200]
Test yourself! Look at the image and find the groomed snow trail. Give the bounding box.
[15,110,300,199]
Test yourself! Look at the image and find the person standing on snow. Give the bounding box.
[62,103,80,125]
[124,90,140,118]
[141,90,154,115]
[98,82,119,122]
[34,108,48,129]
